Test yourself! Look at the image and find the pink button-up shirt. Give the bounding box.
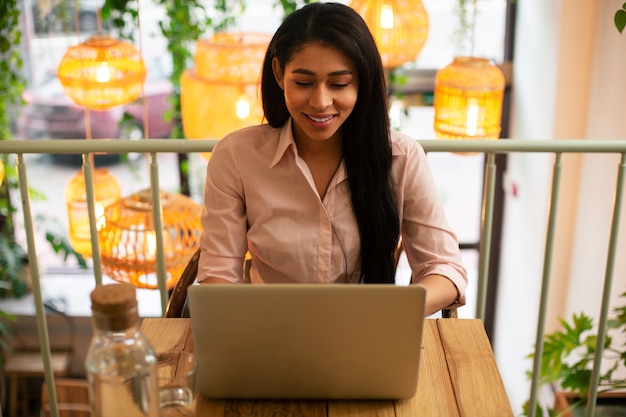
[198,119,467,305]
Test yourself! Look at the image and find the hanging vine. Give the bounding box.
[102,0,244,194]
[451,0,478,56]
[102,0,244,139]
[0,0,25,143]
[0,0,29,298]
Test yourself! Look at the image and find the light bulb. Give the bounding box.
[95,203,106,230]
[380,4,394,29]
[96,62,111,83]
[465,100,479,137]
[146,230,157,260]
[236,97,251,119]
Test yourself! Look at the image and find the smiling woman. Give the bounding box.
[197,2,467,317]
[271,43,358,199]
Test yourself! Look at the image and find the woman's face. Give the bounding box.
[272,43,358,147]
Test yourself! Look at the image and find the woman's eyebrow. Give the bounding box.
[291,68,353,76]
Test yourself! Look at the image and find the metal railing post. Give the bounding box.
[15,154,60,417]
[527,152,563,417]
[476,151,497,321]
[585,152,626,417]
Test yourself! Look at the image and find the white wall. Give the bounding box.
[493,0,561,411]
[494,0,626,414]
[567,0,626,317]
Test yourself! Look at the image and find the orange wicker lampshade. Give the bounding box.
[181,32,270,159]
[349,0,429,68]
[57,34,147,111]
[433,56,505,140]
[65,168,122,258]
[98,189,202,290]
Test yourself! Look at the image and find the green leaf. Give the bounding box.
[520,399,543,417]
[615,9,626,34]
[44,230,88,269]
[562,368,591,394]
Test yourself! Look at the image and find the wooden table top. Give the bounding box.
[141,318,513,417]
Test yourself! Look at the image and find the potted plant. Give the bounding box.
[523,292,626,416]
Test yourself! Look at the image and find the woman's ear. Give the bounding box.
[272,57,284,90]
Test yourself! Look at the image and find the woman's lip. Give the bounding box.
[306,114,335,123]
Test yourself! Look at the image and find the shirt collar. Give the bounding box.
[270,118,296,168]
[268,118,347,185]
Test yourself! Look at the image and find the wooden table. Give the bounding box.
[141,318,513,417]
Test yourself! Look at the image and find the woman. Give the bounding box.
[198,2,467,315]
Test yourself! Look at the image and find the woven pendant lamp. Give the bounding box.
[349,0,429,68]
[65,168,122,258]
[181,32,270,159]
[98,189,202,290]
[433,56,505,141]
[57,34,147,111]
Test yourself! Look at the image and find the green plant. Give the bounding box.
[101,0,244,195]
[39,214,88,269]
[0,233,28,299]
[0,0,24,143]
[0,1,89,299]
[616,3,626,34]
[452,0,478,56]
[0,0,29,299]
[0,308,16,362]
[523,292,626,416]
[99,0,316,195]
[273,0,316,18]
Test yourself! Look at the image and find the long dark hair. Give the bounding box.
[261,2,400,283]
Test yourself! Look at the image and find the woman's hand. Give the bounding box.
[198,277,236,284]
[417,274,460,316]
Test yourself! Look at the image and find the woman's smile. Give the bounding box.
[272,43,358,147]
[305,113,336,126]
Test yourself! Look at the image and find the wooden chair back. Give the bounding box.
[164,248,200,318]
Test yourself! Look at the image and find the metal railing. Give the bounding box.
[0,138,624,417]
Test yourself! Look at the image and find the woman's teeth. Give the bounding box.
[308,115,334,123]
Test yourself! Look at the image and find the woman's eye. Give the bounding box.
[295,81,312,87]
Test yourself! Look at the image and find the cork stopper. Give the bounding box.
[90,283,139,331]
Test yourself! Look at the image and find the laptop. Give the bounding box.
[187,283,426,400]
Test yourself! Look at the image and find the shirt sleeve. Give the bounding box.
[393,133,468,306]
[197,134,248,284]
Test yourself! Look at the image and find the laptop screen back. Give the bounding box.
[188,283,426,400]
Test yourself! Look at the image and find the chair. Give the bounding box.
[164,248,250,318]
[4,350,71,417]
[164,248,200,318]
[40,378,91,417]
[165,245,458,318]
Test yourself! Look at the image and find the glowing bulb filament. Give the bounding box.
[236,97,251,119]
[380,5,394,29]
[146,231,157,258]
[96,62,111,83]
[466,102,479,137]
[95,204,106,230]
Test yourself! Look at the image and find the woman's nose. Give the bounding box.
[309,85,332,109]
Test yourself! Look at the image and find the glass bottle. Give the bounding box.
[85,282,159,417]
